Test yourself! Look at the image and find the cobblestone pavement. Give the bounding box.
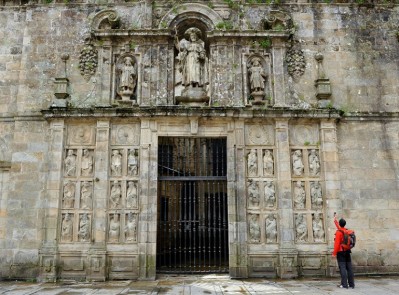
[0,275,399,295]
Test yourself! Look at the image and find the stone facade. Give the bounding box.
[0,0,398,281]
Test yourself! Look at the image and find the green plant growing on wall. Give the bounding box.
[130,41,136,51]
[304,141,310,146]
[223,0,240,10]
[259,38,271,49]
[216,21,234,31]
[160,21,168,29]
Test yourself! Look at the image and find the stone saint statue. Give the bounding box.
[78,213,90,242]
[292,149,304,176]
[248,181,260,207]
[247,149,258,176]
[126,181,138,208]
[294,181,306,209]
[81,149,93,176]
[248,57,267,94]
[61,213,73,242]
[64,149,76,176]
[308,149,320,176]
[128,150,138,176]
[80,181,92,209]
[310,181,323,209]
[264,181,275,207]
[263,150,274,176]
[125,212,137,242]
[109,214,120,242]
[63,181,75,208]
[265,214,277,243]
[249,214,260,243]
[110,181,121,209]
[312,213,325,242]
[118,56,137,101]
[111,150,122,176]
[295,214,307,242]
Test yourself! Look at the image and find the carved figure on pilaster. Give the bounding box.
[312,213,325,243]
[116,56,137,101]
[308,149,320,177]
[111,149,122,176]
[247,149,258,176]
[110,181,121,209]
[248,57,267,103]
[61,213,73,242]
[63,181,75,208]
[264,181,276,208]
[128,149,138,176]
[295,214,307,242]
[265,214,277,243]
[248,181,260,207]
[125,212,137,242]
[80,181,92,209]
[292,149,304,176]
[263,150,274,176]
[249,214,260,243]
[78,213,90,242]
[126,181,138,208]
[79,36,98,81]
[81,149,93,176]
[310,181,323,209]
[64,149,77,177]
[293,181,305,209]
[109,214,120,243]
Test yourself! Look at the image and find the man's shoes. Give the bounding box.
[338,285,348,289]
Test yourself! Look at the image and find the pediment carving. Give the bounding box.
[263,10,293,32]
[91,9,120,30]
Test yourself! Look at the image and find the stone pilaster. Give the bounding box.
[271,38,288,107]
[275,119,298,278]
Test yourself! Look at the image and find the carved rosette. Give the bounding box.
[79,37,98,81]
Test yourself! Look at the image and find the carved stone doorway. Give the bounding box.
[157,137,228,273]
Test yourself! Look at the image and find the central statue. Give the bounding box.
[175,27,209,105]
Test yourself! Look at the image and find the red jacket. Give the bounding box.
[332,219,345,256]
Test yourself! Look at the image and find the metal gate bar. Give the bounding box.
[157,137,228,273]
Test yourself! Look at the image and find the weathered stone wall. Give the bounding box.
[0,1,398,280]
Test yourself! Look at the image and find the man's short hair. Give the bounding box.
[339,218,346,227]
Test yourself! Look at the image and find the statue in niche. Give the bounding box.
[248,57,267,103]
[264,181,276,208]
[125,212,137,242]
[128,150,138,176]
[63,181,75,208]
[126,181,138,208]
[111,150,122,176]
[312,213,325,242]
[263,150,274,176]
[64,149,77,176]
[310,181,323,209]
[175,27,209,102]
[81,149,93,176]
[247,149,258,176]
[61,213,73,242]
[293,181,305,209]
[110,180,121,209]
[78,213,90,242]
[308,149,320,176]
[249,214,260,243]
[265,214,277,243]
[248,181,260,207]
[295,214,307,242]
[80,181,92,209]
[117,56,137,101]
[292,149,304,176]
[109,214,120,242]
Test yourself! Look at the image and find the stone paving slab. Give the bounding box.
[0,275,399,295]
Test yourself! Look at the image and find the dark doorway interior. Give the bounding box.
[157,137,228,273]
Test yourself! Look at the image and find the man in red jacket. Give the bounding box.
[332,215,355,289]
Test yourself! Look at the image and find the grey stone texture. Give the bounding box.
[0,0,398,281]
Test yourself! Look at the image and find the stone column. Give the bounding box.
[39,119,65,282]
[319,119,341,276]
[275,119,298,278]
[271,38,288,107]
[138,119,156,279]
[87,119,110,281]
[229,120,248,278]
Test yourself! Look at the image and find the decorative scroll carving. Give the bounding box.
[110,181,121,209]
[249,214,260,243]
[310,181,323,209]
[247,149,258,177]
[265,214,277,243]
[111,150,122,176]
[109,214,120,243]
[128,149,139,176]
[91,9,120,30]
[80,181,92,209]
[81,149,93,176]
[79,36,98,81]
[126,181,138,208]
[63,181,75,208]
[292,149,304,176]
[125,212,137,243]
[293,181,305,209]
[263,10,293,31]
[295,214,307,242]
[308,149,320,177]
[263,150,274,176]
[312,213,325,243]
[264,181,275,208]
[248,181,260,207]
[64,149,77,177]
[78,213,90,242]
[61,213,73,242]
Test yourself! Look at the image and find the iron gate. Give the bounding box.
[157,137,228,273]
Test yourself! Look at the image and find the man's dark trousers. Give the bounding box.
[337,250,355,288]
